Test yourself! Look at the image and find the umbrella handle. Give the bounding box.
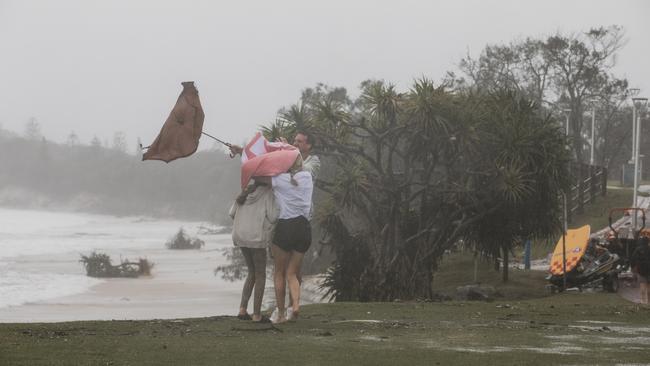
[200,132,236,157]
[201,131,231,147]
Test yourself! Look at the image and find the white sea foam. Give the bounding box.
[0,207,227,309]
[0,208,223,260]
[0,271,103,308]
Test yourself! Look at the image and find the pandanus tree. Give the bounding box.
[466,91,571,282]
[266,80,570,300]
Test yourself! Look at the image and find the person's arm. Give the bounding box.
[266,193,279,224]
[228,201,238,219]
[305,155,321,180]
[252,176,272,185]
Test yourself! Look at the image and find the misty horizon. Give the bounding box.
[1,0,648,147]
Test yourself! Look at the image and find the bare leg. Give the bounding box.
[272,244,290,323]
[238,247,255,316]
[251,248,267,320]
[641,282,649,304]
[286,250,305,317]
[288,268,302,307]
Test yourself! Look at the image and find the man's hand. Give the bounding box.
[229,144,243,157]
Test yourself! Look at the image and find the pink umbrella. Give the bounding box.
[240,149,300,189]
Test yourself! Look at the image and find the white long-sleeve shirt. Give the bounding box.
[271,171,313,220]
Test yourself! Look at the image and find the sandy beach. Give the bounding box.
[0,232,246,323]
[0,230,327,323]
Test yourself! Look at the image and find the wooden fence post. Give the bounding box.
[577,164,585,214]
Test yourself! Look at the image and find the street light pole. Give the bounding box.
[627,88,641,164]
[632,97,648,231]
[561,108,571,290]
[630,89,640,163]
[632,105,637,165]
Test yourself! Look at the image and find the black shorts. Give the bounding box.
[273,216,312,253]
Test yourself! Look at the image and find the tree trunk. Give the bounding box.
[502,245,509,283]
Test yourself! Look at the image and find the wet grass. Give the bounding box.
[433,252,550,300]
[1,294,649,365]
[570,186,634,237]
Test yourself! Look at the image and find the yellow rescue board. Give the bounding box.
[549,225,591,275]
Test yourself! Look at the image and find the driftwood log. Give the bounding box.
[80,252,153,278]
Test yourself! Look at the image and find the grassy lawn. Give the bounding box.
[2,294,649,366]
[433,252,550,300]
[570,186,634,236]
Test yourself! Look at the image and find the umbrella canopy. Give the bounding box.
[240,132,295,163]
[240,149,301,189]
[143,81,205,163]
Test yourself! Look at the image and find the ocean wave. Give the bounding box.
[0,271,103,308]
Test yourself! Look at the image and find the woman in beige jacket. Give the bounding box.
[229,180,279,322]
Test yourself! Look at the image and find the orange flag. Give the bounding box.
[143,81,205,163]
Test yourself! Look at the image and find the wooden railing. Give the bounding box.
[567,163,607,223]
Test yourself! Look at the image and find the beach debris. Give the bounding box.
[79,251,154,278]
[166,227,205,250]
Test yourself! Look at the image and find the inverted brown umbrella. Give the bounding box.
[142,81,230,163]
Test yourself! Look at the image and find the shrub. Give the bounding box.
[165,227,205,250]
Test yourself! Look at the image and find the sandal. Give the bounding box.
[237,313,252,320]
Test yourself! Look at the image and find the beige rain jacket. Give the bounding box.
[229,185,279,248]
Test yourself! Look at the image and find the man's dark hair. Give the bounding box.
[296,130,316,148]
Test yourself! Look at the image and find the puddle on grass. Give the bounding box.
[335,320,383,324]
[593,336,650,345]
[359,335,385,342]
[569,325,650,335]
[440,345,586,355]
[419,320,650,356]
[421,339,587,355]
[575,320,624,325]
[546,335,582,341]
[518,345,587,355]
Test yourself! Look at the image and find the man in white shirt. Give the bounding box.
[292,131,320,181]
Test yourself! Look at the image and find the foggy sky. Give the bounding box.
[0,0,648,149]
